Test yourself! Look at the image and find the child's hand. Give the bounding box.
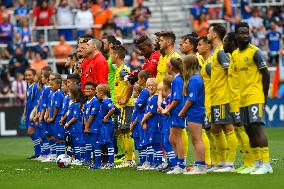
[47,118,54,123]
[142,123,148,130]
[59,118,64,125]
[64,123,69,129]
[103,116,108,123]
[84,128,90,133]
[161,108,169,115]
[118,98,127,105]
[157,107,163,113]
[178,111,186,118]
[130,123,134,131]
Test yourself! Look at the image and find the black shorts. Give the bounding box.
[203,113,211,129]
[240,104,265,127]
[231,112,241,126]
[114,106,134,130]
[211,103,233,125]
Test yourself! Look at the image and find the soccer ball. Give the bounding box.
[56,154,71,168]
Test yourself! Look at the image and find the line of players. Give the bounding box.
[23,21,272,175]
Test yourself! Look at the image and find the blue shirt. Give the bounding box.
[66,101,82,133]
[160,94,171,133]
[266,31,282,51]
[49,89,64,119]
[83,97,101,133]
[60,94,71,116]
[99,98,116,123]
[240,0,252,20]
[185,74,205,118]
[26,82,39,109]
[145,94,159,132]
[170,74,185,115]
[135,89,150,119]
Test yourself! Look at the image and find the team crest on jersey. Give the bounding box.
[244,57,249,62]
[85,73,89,78]
[189,93,193,97]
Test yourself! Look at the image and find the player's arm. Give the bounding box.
[141,112,153,125]
[86,115,94,130]
[65,117,78,128]
[162,100,178,115]
[157,82,163,108]
[103,108,115,123]
[179,100,193,118]
[217,50,230,72]
[254,50,270,103]
[119,82,133,105]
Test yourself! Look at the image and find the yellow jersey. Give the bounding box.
[156,51,181,83]
[211,45,230,106]
[196,52,205,66]
[200,56,212,115]
[234,44,267,107]
[228,49,240,112]
[114,64,134,108]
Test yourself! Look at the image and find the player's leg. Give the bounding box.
[28,125,41,159]
[202,129,211,166]
[84,133,92,164]
[181,129,189,164]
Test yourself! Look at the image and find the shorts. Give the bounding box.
[55,117,65,139]
[203,113,211,130]
[38,126,47,139]
[211,104,233,125]
[186,114,204,125]
[133,137,142,150]
[131,123,141,138]
[115,106,134,130]
[162,132,170,145]
[141,131,161,146]
[231,112,241,126]
[240,104,265,127]
[92,133,102,147]
[84,132,93,144]
[101,122,115,144]
[70,132,84,145]
[48,122,57,137]
[25,108,33,128]
[170,115,186,128]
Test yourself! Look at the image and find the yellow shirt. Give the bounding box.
[228,50,240,112]
[200,56,212,115]
[196,52,205,66]
[211,45,230,106]
[234,44,267,107]
[114,64,134,108]
[156,51,181,83]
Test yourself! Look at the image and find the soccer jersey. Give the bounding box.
[211,45,230,106]
[185,74,205,118]
[99,98,116,123]
[156,51,181,83]
[113,64,134,108]
[234,44,267,107]
[200,56,212,115]
[108,57,116,101]
[40,85,51,111]
[59,94,71,116]
[145,94,159,132]
[83,96,101,133]
[228,49,240,112]
[170,74,185,115]
[26,82,39,109]
[66,101,82,133]
[49,89,64,119]
[196,52,205,66]
[142,51,160,77]
[160,94,171,134]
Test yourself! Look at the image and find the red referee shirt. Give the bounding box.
[142,51,160,77]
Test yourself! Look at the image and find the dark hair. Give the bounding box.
[163,75,173,89]
[182,55,199,96]
[69,84,82,102]
[159,31,176,43]
[198,36,211,44]
[84,81,97,89]
[136,35,151,45]
[79,34,93,43]
[53,78,62,85]
[43,71,50,79]
[25,68,36,76]
[111,45,127,59]
[138,70,151,81]
[169,57,182,72]
[42,66,52,72]
[210,23,227,40]
[181,32,199,52]
[226,32,238,46]
[133,83,144,94]
[102,34,121,45]
[51,73,62,80]
[67,73,80,84]
[235,22,249,33]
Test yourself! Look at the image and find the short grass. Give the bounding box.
[1,128,284,189]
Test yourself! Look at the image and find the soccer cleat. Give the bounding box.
[137,162,150,171]
[206,164,223,172]
[82,160,92,166]
[115,160,135,168]
[184,166,207,175]
[160,166,174,173]
[41,154,57,163]
[234,165,246,173]
[71,159,82,166]
[213,166,235,173]
[35,155,46,161]
[250,164,273,175]
[114,155,125,164]
[101,163,115,169]
[27,155,39,160]
[238,167,255,174]
[166,166,186,174]
[89,163,101,170]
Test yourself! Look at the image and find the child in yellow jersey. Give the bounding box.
[235,22,272,175]
[110,45,135,168]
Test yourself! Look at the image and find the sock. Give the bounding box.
[178,158,185,169]
[80,143,86,160]
[116,134,124,156]
[207,131,218,166]
[74,143,81,160]
[252,147,262,166]
[140,148,147,164]
[182,129,189,160]
[56,141,65,156]
[202,129,211,166]
[94,145,102,167]
[107,143,114,164]
[49,139,56,155]
[42,138,50,156]
[237,126,253,167]
[213,131,227,163]
[146,145,154,165]
[194,161,205,167]
[31,133,41,157]
[123,133,134,161]
[225,130,238,163]
[260,147,270,164]
[163,142,176,166]
[153,144,163,165]
[85,143,92,161]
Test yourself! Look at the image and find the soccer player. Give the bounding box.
[207,23,238,172]
[111,45,135,168]
[234,22,272,174]
[141,78,163,169]
[162,57,186,174]
[197,36,216,167]
[24,68,41,160]
[96,84,117,169]
[223,32,253,173]
[136,35,160,77]
[179,55,206,175]
[64,85,84,165]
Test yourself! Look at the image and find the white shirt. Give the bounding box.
[57,5,73,26]
[75,9,94,30]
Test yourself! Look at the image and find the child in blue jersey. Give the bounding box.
[47,75,65,157]
[64,84,83,165]
[141,78,162,170]
[24,68,41,159]
[96,84,117,169]
[161,57,186,174]
[158,75,177,173]
[179,55,206,174]
[131,70,150,170]
[82,81,100,167]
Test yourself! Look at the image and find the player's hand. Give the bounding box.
[130,123,134,131]
[178,111,186,118]
[161,109,169,115]
[103,116,108,123]
[118,98,128,105]
[59,119,64,125]
[64,123,69,129]
[157,107,163,113]
[142,123,148,130]
[84,128,90,133]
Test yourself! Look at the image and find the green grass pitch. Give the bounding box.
[1,128,284,189]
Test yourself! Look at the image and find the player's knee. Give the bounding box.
[27,126,35,135]
[211,125,221,134]
[224,124,234,133]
